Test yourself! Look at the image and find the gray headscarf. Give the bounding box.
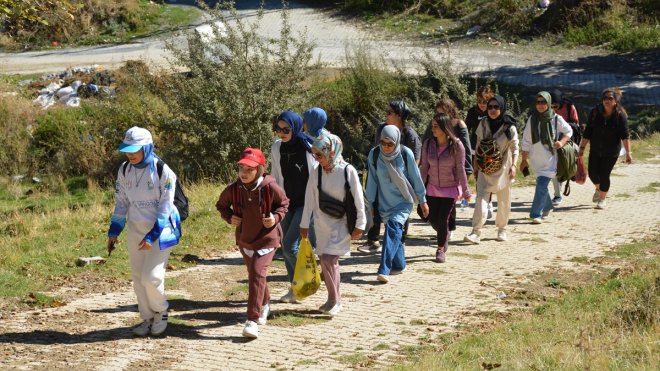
[379,125,415,203]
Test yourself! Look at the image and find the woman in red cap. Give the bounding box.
[216,148,289,338]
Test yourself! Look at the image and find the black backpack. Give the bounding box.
[562,98,582,145]
[122,160,189,221]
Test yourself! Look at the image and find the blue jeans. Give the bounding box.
[378,219,405,275]
[280,206,315,283]
[530,176,553,219]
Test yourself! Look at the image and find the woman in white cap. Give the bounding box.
[107,126,181,337]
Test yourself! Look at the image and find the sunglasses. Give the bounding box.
[603,96,615,101]
[312,152,324,160]
[380,140,395,148]
[274,126,291,134]
[477,100,488,105]
[487,105,500,110]
[535,100,548,105]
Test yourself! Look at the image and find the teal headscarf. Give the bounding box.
[531,91,556,152]
[312,132,344,173]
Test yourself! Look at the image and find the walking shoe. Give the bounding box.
[150,311,168,336]
[324,303,342,316]
[542,209,552,219]
[435,249,446,263]
[552,197,562,206]
[357,240,381,254]
[596,200,606,209]
[257,304,270,325]
[496,229,508,241]
[486,202,494,220]
[279,289,300,304]
[132,320,151,337]
[318,301,332,312]
[377,274,389,283]
[390,267,406,275]
[531,217,543,224]
[592,189,600,203]
[463,233,480,244]
[242,320,259,338]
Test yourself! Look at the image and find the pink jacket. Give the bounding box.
[420,138,470,197]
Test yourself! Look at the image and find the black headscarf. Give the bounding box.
[486,96,516,139]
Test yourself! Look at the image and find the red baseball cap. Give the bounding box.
[238,148,266,167]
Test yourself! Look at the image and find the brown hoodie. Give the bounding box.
[216,174,289,250]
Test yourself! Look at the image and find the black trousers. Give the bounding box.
[427,196,456,247]
[588,154,618,192]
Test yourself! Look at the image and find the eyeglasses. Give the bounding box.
[487,105,500,110]
[274,126,291,134]
[603,96,615,101]
[535,100,548,105]
[380,140,395,148]
[312,152,324,160]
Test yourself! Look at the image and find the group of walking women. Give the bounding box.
[106,84,631,339]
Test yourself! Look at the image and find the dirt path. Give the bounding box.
[1,161,658,370]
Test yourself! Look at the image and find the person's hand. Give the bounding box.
[300,228,309,239]
[553,140,564,149]
[107,237,117,256]
[519,159,528,171]
[625,153,633,164]
[230,215,242,227]
[351,228,363,240]
[420,203,429,218]
[508,165,516,180]
[138,240,152,250]
[464,195,472,203]
[262,213,275,228]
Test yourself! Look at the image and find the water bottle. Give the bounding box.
[460,198,467,212]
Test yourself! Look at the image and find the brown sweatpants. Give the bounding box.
[240,248,275,321]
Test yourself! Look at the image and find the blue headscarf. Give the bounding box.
[277,111,313,152]
[379,125,415,203]
[133,143,159,170]
[303,107,328,138]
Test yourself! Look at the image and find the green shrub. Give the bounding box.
[162,3,318,181]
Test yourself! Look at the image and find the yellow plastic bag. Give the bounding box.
[291,238,321,301]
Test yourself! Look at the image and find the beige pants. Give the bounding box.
[471,186,511,235]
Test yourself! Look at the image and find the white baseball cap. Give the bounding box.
[119,127,153,153]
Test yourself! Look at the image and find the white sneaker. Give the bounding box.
[132,320,151,337]
[324,303,342,316]
[150,311,168,336]
[532,218,543,224]
[496,229,507,241]
[377,274,389,283]
[257,304,270,325]
[242,320,258,338]
[596,200,606,209]
[279,289,300,304]
[463,233,480,244]
[592,189,600,203]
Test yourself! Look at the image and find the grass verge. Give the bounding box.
[392,236,659,370]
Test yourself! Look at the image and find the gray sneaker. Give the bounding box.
[357,240,381,254]
[132,320,151,337]
[592,189,600,203]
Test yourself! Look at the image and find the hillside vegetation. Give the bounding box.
[339,0,660,51]
[0,0,200,50]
